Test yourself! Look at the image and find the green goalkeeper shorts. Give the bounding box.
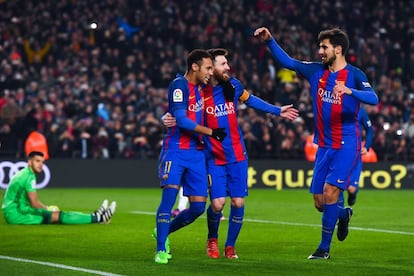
[2,208,53,224]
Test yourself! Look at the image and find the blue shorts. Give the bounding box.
[158,149,208,197]
[310,147,359,194]
[349,154,362,188]
[207,160,248,199]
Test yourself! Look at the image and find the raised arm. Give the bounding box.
[254,27,297,70]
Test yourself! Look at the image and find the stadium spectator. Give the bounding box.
[0,0,412,161]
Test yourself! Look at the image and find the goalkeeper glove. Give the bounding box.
[211,128,227,142]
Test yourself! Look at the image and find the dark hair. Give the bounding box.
[28,151,44,159]
[186,49,212,71]
[207,48,228,61]
[317,28,349,56]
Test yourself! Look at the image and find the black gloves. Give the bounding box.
[211,128,227,142]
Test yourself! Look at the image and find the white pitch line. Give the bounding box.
[130,211,414,236]
[0,255,125,276]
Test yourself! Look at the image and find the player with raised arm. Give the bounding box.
[154,49,227,264]
[254,27,378,259]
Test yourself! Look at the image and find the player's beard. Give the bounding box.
[30,164,43,174]
[322,54,336,67]
[215,70,230,82]
[217,71,235,101]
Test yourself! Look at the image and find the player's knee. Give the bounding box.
[51,211,60,223]
[211,201,224,212]
[230,198,244,208]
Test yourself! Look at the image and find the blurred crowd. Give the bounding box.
[1,0,413,161]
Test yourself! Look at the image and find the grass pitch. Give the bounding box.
[0,188,413,275]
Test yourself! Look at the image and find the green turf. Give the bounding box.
[0,188,413,275]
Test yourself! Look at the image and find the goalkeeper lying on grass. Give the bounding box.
[1,151,116,224]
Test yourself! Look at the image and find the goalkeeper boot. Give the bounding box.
[95,199,108,216]
[101,201,116,224]
[337,207,353,241]
[152,228,172,259]
[154,251,169,264]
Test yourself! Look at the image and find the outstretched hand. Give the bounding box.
[280,104,299,121]
[253,27,272,41]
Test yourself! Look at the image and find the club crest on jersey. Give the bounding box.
[173,89,183,102]
[318,88,341,105]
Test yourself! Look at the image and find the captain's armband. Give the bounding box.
[238,89,250,102]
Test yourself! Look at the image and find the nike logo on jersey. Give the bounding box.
[337,179,345,183]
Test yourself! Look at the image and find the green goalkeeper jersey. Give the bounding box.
[2,167,37,213]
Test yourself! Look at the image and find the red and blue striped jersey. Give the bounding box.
[162,75,204,150]
[266,38,378,150]
[203,77,247,165]
[297,63,373,149]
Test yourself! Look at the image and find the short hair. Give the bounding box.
[207,48,228,61]
[27,151,44,159]
[186,49,212,71]
[317,28,349,56]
